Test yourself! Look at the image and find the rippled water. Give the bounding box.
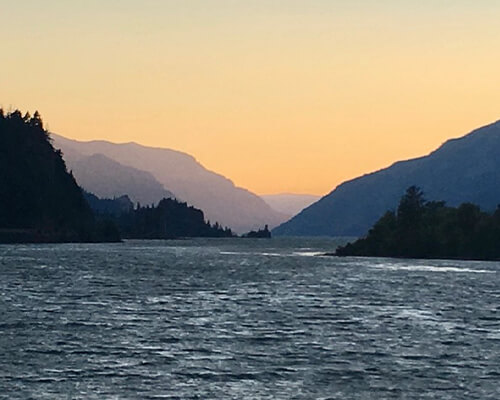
[1,238,499,399]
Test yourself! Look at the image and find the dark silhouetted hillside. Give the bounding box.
[0,110,119,243]
[274,120,500,237]
[86,194,234,239]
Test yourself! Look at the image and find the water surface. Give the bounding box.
[1,238,499,399]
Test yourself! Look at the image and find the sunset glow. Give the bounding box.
[2,0,500,194]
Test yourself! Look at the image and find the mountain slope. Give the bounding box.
[0,110,119,242]
[52,134,287,233]
[261,193,321,218]
[66,152,174,206]
[274,120,500,237]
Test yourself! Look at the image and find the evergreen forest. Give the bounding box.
[87,194,234,239]
[336,186,500,260]
[0,109,119,243]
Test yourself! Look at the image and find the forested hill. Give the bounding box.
[335,187,500,261]
[86,193,235,239]
[0,109,119,243]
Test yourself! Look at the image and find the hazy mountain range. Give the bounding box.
[67,152,174,206]
[52,134,288,233]
[274,120,500,237]
[261,193,321,218]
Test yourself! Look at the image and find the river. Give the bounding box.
[1,238,499,399]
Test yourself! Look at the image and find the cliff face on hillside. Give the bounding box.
[274,120,500,237]
[52,134,288,233]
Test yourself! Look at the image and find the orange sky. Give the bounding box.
[2,1,500,195]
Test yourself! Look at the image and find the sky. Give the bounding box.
[2,0,500,195]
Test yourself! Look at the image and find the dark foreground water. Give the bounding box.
[1,238,499,399]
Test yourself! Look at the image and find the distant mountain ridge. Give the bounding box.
[261,193,321,217]
[67,152,174,206]
[274,120,500,237]
[52,134,287,233]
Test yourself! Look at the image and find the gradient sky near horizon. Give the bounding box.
[2,1,500,195]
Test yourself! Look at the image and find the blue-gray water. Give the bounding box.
[1,238,499,399]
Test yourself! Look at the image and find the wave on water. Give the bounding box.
[292,251,325,257]
[3,239,498,399]
[220,251,325,257]
[370,263,495,274]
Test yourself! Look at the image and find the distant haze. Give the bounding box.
[53,134,288,233]
[261,194,321,218]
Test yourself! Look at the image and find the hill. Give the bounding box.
[67,152,174,206]
[85,193,234,239]
[0,110,119,243]
[274,120,500,236]
[52,134,287,233]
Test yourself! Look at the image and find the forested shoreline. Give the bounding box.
[0,109,238,243]
[335,186,500,261]
[86,193,235,239]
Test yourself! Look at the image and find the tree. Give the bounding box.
[397,186,425,218]
[30,110,44,130]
